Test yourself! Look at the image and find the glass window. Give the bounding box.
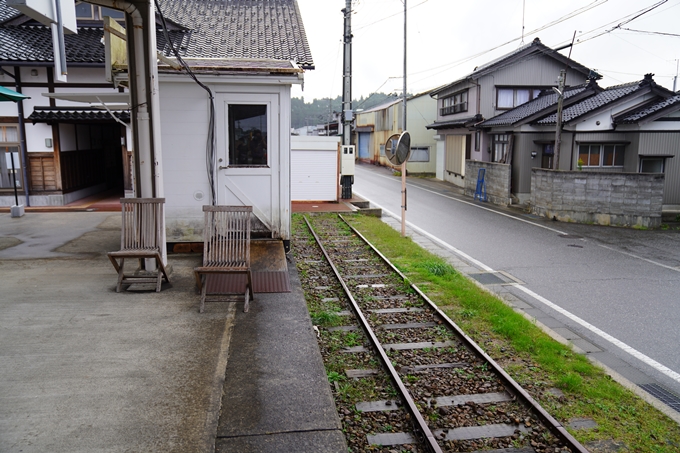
[100,7,124,19]
[515,89,530,105]
[228,105,268,167]
[640,158,664,173]
[441,90,468,115]
[603,145,624,166]
[579,144,625,167]
[0,125,22,189]
[75,2,94,18]
[497,87,541,109]
[409,147,430,162]
[497,89,514,109]
[493,134,509,163]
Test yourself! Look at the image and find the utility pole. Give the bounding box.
[401,0,407,237]
[553,69,566,170]
[342,0,352,146]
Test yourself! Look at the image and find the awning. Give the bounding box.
[426,114,483,130]
[355,126,374,133]
[0,86,30,102]
[28,107,130,124]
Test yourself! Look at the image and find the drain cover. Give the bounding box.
[640,384,680,413]
[469,272,506,285]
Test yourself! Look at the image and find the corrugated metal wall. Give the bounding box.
[639,133,680,205]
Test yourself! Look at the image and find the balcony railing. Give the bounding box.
[440,102,467,116]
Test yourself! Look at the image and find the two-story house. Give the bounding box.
[426,38,598,187]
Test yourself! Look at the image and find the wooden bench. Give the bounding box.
[194,205,254,313]
[107,198,170,292]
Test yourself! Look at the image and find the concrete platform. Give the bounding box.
[214,258,346,452]
[0,211,345,452]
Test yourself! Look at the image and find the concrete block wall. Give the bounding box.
[531,169,664,228]
[464,161,512,206]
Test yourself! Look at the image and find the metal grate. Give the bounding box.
[640,383,680,413]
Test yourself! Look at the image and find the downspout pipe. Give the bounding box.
[87,0,154,199]
[88,0,166,266]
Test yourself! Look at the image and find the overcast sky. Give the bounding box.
[292,0,680,102]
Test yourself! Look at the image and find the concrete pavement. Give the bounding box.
[0,211,345,453]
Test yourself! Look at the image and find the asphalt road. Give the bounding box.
[353,162,680,397]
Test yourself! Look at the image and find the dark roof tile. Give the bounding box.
[537,81,642,125]
[28,107,130,123]
[1,0,314,69]
[616,95,680,123]
[481,85,589,127]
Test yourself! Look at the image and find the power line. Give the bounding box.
[620,27,680,38]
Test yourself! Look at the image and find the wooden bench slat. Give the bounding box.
[194,205,253,313]
[107,198,170,292]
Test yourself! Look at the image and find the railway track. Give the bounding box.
[294,213,587,453]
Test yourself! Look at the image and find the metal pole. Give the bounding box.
[14,67,30,206]
[10,150,19,206]
[342,0,352,147]
[401,0,407,237]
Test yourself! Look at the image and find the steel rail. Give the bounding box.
[338,214,589,453]
[303,215,443,453]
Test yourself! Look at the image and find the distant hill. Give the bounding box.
[291,93,404,129]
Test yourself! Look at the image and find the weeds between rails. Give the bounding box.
[293,213,584,453]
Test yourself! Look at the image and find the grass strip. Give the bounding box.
[334,213,680,452]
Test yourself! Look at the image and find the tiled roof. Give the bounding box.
[0,0,20,23]
[28,107,130,123]
[480,85,590,127]
[537,81,643,125]
[0,26,105,63]
[0,0,314,69]
[157,0,313,68]
[616,95,680,124]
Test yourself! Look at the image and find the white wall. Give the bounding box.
[160,75,298,242]
[291,135,339,201]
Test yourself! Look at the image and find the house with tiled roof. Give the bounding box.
[0,0,313,245]
[425,37,599,187]
[478,74,680,210]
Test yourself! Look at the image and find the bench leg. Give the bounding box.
[116,258,125,292]
[156,265,163,292]
[243,285,250,313]
[199,275,208,313]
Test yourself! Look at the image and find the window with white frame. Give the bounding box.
[0,125,21,189]
[492,134,509,163]
[228,105,268,167]
[409,146,430,162]
[441,90,468,115]
[75,2,124,20]
[497,87,542,109]
[578,144,625,167]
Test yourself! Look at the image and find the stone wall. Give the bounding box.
[531,169,664,228]
[464,161,512,206]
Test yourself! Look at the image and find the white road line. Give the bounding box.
[357,192,680,385]
[357,167,567,235]
[357,167,680,273]
[514,285,680,384]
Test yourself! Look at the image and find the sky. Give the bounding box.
[292,0,680,102]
